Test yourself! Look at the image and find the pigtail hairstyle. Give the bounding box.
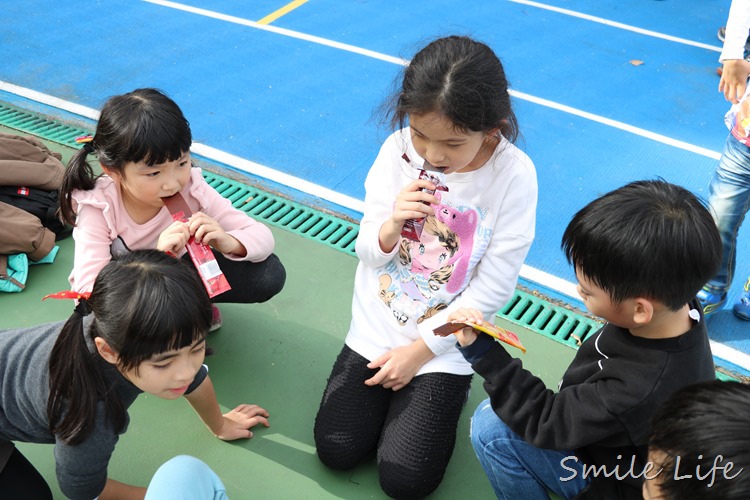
[385,35,519,143]
[48,249,212,445]
[59,142,98,226]
[59,88,192,226]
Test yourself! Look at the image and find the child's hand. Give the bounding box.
[157,220,191,254]
[379,179,440,252]
[447,307,484,347]
[390,179,439,227]
[215,404,270,441]
[365,340,434,391]
[719,59,750,104]
[188,212,246,256]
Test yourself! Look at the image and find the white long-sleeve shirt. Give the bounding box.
[721,0,750,144]
[720,0,750,62]
[346,129,537,375]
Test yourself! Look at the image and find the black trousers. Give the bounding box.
[314,345,472,499]
[182,250,286,303]
[0,447,52,500]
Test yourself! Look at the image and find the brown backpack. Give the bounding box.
[0,133,70,290]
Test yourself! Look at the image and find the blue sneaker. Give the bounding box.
[732,279,750,321]
[697,287,727,316]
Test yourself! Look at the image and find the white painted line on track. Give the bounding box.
[710,340,750,374]
[0,81,99,120]
[190,143,365,213]
[143,0,407,66]
[510,90,722,161]
[508,0,723,52]
[520,264,579,299]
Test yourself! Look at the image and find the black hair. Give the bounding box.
[561,179,721,311]
[384,35,519,142]
[648,380,750,499]
[47,249,212,445]
[59,88,192,225]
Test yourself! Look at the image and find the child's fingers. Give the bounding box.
[364,370,385,387]
[393,202,435,223]
[404,179,437,192]
[188,214,221,235]
[399,190,439,207]
[234,404,270,418]
[193,224,224,245]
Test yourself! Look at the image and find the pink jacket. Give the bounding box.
[69,168,275,292]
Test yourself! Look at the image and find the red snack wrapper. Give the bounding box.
[400,168,448,241]
[162,193,231,298]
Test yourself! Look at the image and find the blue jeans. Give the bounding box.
[704,134,750,295]
[145,456,228,500]
[470,399,589,500]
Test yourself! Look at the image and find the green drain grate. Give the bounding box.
[498,288,603,349]
[0,100,739,380]
[0,102,89,147]
[201,171,359,256]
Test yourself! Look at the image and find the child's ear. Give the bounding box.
[632,298,654,326]
[94,337,120,365]
[100,165,121,182]
[485,129,501,141]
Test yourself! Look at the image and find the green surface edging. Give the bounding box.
[0,102,89,147]
[202,171,359,256]
[0,100,737,381]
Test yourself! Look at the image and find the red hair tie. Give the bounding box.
[44,291,93,316]
[43,291,91,301]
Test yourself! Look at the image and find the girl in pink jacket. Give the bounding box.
[60,88,285,330]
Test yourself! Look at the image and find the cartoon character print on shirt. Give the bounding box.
[378,198,479,326]
[378,274,449,325]
[434,205,477,293]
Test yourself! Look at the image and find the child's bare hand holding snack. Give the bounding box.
[188,212,246,256]
[379,179,439,252]
[446,307,485,347]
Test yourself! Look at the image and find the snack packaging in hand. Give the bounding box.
[433,320,526,353]
[400,167,448,241]
[162,193,232,298]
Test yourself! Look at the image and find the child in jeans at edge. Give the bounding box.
[642,379,750,500]
[445,180,721,499]
[59,88,286,329]
[313,35,537,498]
[696,0,750,319]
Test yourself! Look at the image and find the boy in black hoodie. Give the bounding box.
[444,180,722,499]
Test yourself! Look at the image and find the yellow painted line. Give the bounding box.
[257,0,308,25]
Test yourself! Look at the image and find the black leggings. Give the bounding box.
[314,345,472,499]
[182,250,286,303]
[0,447,52,500]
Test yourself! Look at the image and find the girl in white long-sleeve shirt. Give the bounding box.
[314,35,538,499]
